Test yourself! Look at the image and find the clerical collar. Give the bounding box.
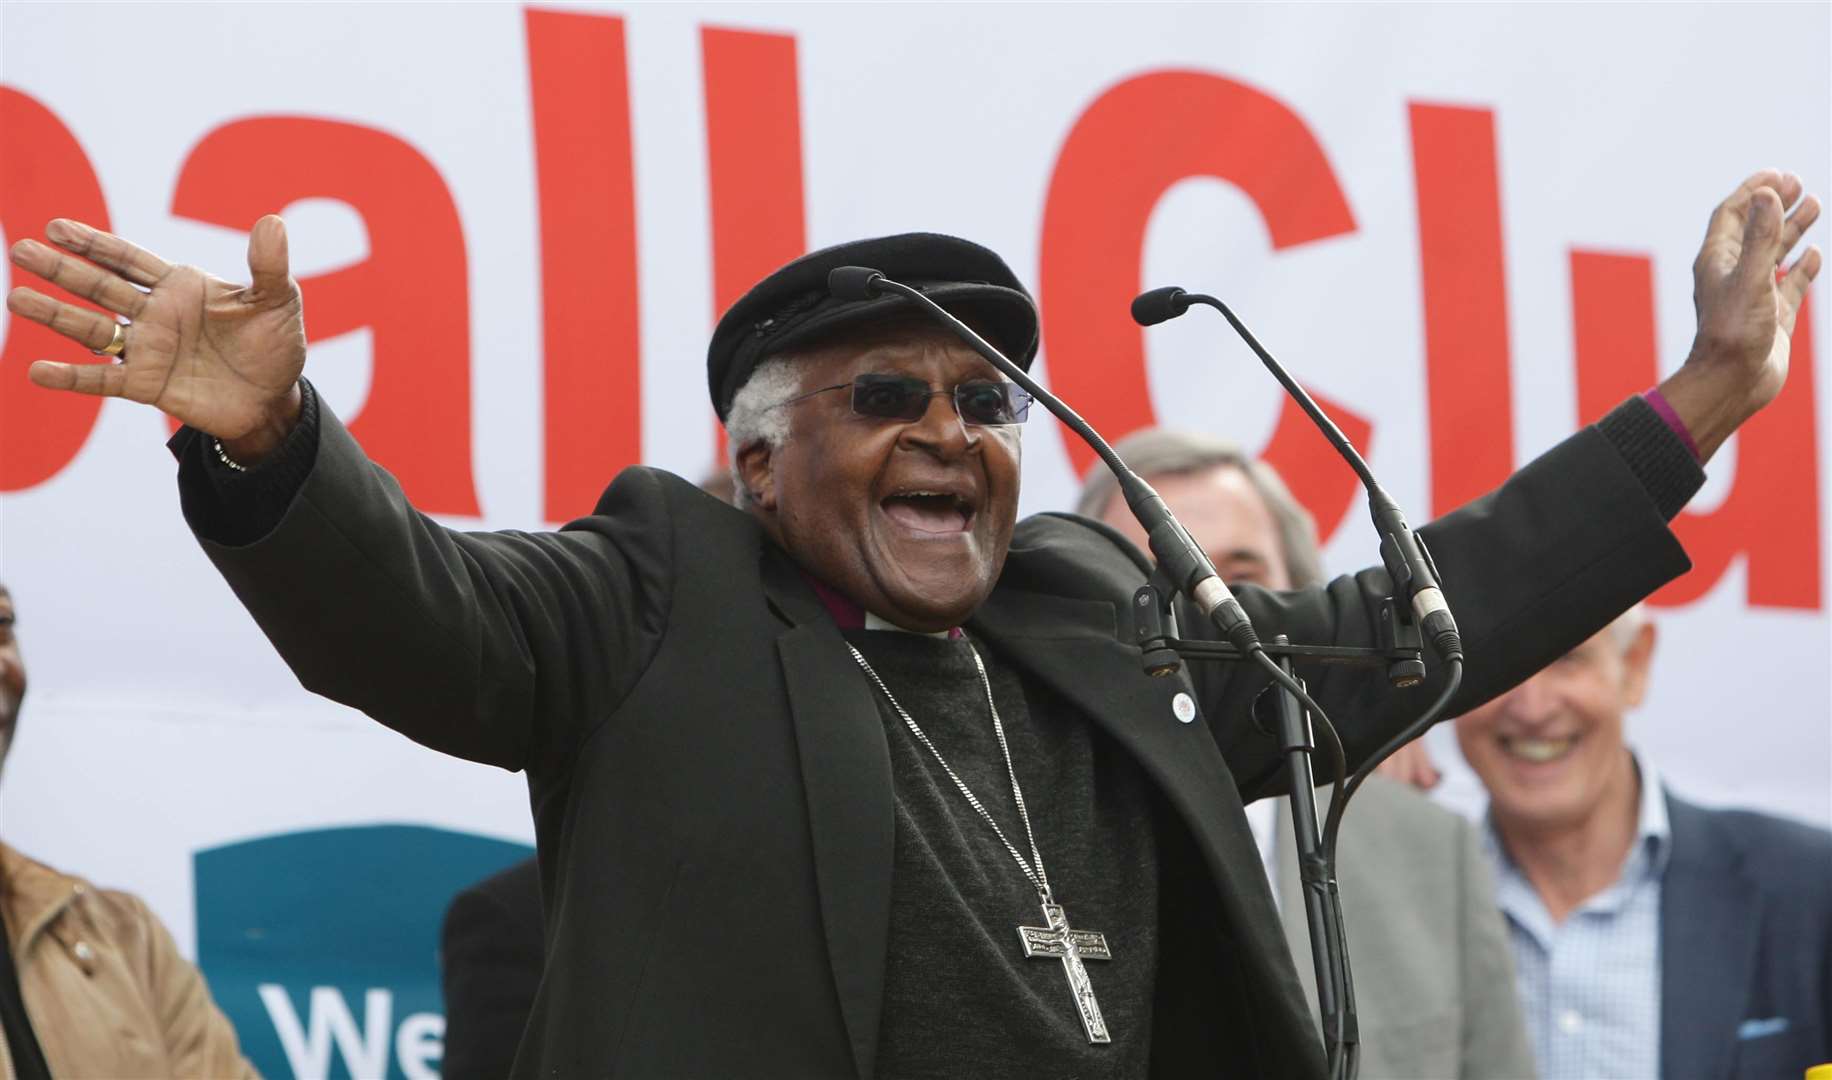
[800,569,962,639]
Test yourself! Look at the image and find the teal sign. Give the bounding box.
[196,825,533,1079]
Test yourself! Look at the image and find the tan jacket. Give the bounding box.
[0,843,256,1079]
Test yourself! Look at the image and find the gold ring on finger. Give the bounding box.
[93,321,128,359]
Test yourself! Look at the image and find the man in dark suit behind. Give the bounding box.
[441,857,543,1080]
[1454,606,1831,1079]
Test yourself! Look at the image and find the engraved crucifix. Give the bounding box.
[1017,901,1114,1044]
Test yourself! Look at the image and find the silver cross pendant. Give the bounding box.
[1017,901,1114,1044]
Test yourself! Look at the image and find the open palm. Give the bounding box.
[1688,171,1822,413]
[6,215,306,441]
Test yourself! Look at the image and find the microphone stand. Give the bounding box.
[1129,286,1471,1080]
[827,266,1411,1080]
[1132,566,1421,1080]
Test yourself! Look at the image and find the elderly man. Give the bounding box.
[0,585,255,1078]
[1076,432,1536,1078]
[4,171,1819,1077]
[1455,607,1832,1079]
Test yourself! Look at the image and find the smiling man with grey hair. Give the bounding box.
[5,168,1819,1077]
[1455,606,1832,1078]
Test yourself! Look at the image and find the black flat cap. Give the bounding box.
[708,232,1039,420]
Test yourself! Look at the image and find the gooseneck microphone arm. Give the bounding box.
[1135,287,1473,806]
[1131,287,1462,665]
[1132,286,1486,1080]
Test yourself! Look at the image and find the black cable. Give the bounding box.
[1252,649,1348,826]
[1322,658,1464,860]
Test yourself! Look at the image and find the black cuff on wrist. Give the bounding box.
[205,381,321,499]
[172,381,322,547]
[1595,395,1705,521]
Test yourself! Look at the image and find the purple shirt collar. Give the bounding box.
[800,570,963,638]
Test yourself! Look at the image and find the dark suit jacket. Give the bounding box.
[1661,793,1832,1080]
[441,857,544,1080]
[174,397,1689,1078]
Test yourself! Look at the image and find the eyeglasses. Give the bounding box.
[778,373,1034,426]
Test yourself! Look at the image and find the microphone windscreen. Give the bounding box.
[828,266,886,302]
[1131,286,1190,326]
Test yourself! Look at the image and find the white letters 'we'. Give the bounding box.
[257,984,443,1080]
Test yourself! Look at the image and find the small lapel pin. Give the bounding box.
[1172,692,1197,724]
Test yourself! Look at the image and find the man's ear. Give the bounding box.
[735,440,777,512]
[1620,620,1657,709]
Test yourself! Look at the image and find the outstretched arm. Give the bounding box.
[1217,170,1820,794]
[8,219,672,776]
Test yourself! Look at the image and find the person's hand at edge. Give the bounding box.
[1661,169,1822,463]
[7,214,306,465]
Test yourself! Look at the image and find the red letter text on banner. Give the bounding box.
[1041,71,1368,541]
[702,25,808,466]
[1409,103,1515,517]
[527,8,642,522]
[172,116,480,516]
[0,89,110,491]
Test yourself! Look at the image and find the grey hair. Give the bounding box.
[724,356,804,509]
[1609,603,1649,651]
[1073,427,1324,589]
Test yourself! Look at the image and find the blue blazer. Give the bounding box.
[1661,792,1832,1079]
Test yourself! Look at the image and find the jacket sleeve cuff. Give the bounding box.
[167,380,322,547]
[1593,393,1704,521]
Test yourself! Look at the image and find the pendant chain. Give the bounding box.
[846,640,1054,904]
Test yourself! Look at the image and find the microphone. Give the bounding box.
[826,266,1263,657]
[1131,287,1462,663]
[827,265,885,302]
[1130,286,1190,326]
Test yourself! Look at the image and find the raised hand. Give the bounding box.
[1662,170,1822,462]
[7,215,307,460]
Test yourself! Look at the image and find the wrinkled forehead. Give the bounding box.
[791,317,1007,388]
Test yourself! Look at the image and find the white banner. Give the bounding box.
[2,4,1827,1076]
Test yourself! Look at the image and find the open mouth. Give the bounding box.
[881,490,975,535]
[1499,734,1578,764]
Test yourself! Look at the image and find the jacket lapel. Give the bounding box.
[1660,794,1758,1080]
[967,586,1307,1019]
[763,551,895,1080]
